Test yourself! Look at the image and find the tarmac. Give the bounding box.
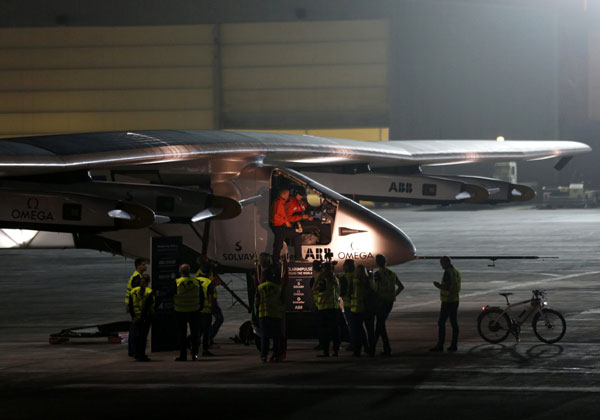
[1,206,600,419]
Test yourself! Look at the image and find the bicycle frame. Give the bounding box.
[504,298,543,325]
[483,292,546,340]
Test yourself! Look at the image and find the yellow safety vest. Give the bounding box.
[130,286,154,318]
[124,270,142,304]
[315,274,340,311]
[440,267,461,303]
[197,276,213,314]
[174,276,201,312]
[339,272,354,309]
[197,268,218,300]
[375,267,397,303]
[351,276,366,313]
[258,281,283,319]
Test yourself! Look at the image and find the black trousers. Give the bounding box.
[198,313,213,351]
[176,310,200,359]
[259,317,282,360]
[128,321,137,356]
[134,320,151,359]
[350,311,375,356]
[271,225,302,260]
[437,301,459,348]
[375,301,393,354]
[317,309,341,355]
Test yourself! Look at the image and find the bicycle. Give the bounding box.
[477,289,566,344]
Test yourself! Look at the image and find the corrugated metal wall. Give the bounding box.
[221,20,389,128]
[0,20,389,137]
[588,31,600,122]
[0,25,214,137]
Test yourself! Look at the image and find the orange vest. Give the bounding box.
[270,198,288,226]
[285,197,305,222]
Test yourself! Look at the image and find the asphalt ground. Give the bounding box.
[1,206,599,419]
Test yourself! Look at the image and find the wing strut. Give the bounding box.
[415,256,558,267]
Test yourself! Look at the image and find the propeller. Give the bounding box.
[191,207,223,223]
[108,209,133,220]
[455,191,472,200]
[154,215,171,224]
[190,194,243,223]
[238,195,262,206]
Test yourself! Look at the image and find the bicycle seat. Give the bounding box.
[499,293,513,297]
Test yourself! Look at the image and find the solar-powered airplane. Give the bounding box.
[0,131,591,270]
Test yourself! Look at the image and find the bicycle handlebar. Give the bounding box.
[532,289,546,297]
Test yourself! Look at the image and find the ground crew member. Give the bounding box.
[349,265,376,357]
[174,264,204,361]
[196,255,224,348]
[310,260,323,351]
[270,188,303,261]
[430,256,461,352]
[128,274,154,362]
[313,262,341,357]
[197,270,216,357]
[373,254,404,356]
[255,260,285,363]
[125,257,148,357]
[338,259,356,351]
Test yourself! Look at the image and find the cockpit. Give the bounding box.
[271,169,338,246]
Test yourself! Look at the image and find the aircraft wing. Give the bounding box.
[0,130,591,177]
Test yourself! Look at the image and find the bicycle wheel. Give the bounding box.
[532,308,566,344]
[477,307,511,343]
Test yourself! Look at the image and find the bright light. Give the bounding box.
[0,229,38,247]
[288,156,348,164]
[496,136,505,142]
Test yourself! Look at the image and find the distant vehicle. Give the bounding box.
[541,183,600,208]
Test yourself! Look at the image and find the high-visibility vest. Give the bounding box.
[375,267,397,303]
[197,268,218,300]
[440,267,461,303]
[197,276,213,314]
[315,274,340,310]
[124,270,142,304]
[258,281,283,318]
[174,276,201,312]
[130,286,154,318]
[339,272,354,309]
[350,276,367,313]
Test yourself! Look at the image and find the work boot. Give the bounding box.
[174,356,187,361]
[447,346,458,352]
[429,345,443,352]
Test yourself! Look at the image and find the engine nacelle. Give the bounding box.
[302,171,489,205]
[301,171,536,205]
[436,175,536,203]
[0,180,242,232]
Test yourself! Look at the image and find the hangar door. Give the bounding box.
[0,25,215,137]
[0,20,389,137]
[220,19,389,129]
